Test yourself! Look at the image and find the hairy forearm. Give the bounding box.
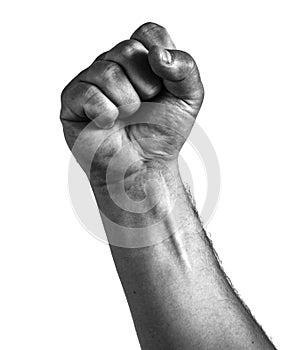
[91,164,275,350]
[61,21,277,350]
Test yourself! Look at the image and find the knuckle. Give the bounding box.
[83,101,97,118]
[117,40,143,58]
[84,85,99,101]
[101,61,122,81]
[61,82,99,111]
[138,22,166,35]
[132,22,174,48]
[134,22,170,43]
[94,51,107,61]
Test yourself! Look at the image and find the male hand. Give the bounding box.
[60,22,204,187]
[59,25,277,350]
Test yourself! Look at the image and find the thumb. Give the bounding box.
[148,45,204,105]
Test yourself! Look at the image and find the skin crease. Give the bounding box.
[60,23,277,349]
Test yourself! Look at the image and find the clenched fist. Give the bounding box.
[60,22,204,189]
[59,24,277,350]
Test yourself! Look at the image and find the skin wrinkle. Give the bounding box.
[61,22,277,350]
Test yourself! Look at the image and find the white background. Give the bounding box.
[1,0,288,349]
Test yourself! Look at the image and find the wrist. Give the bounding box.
[90,159,202,248]
[91,159,180,220]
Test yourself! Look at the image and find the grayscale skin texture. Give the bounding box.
[61,22,276,350]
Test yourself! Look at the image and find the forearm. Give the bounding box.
[91,165,276,350]
[61,21,277,350]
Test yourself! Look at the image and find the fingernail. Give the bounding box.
[161,49,172,64]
